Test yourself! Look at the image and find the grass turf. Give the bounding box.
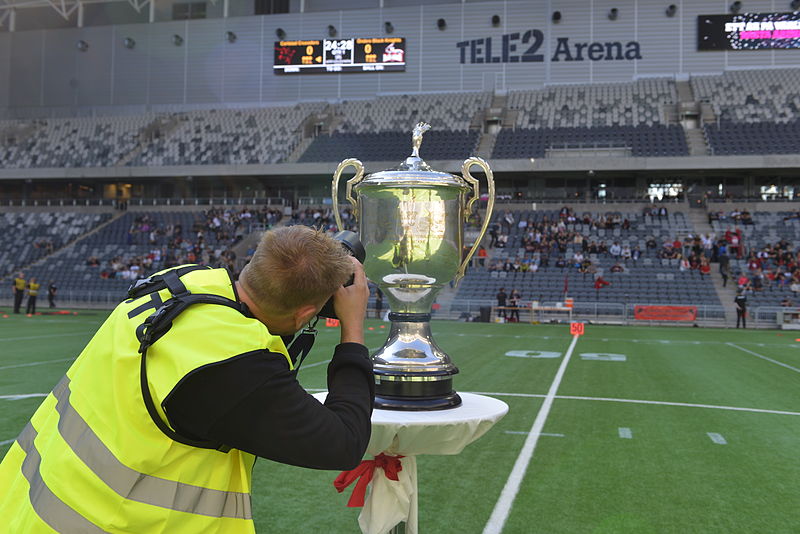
[1,310,799,533]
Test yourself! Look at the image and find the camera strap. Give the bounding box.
[288,317,319,377]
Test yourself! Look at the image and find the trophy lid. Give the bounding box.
[354,122,469,189]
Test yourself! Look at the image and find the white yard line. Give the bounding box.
[618,427,633,439]
[460,330,800,349]
[0,332,92,342]
[0,393,48,400]
[0,438,16,447]
[726,342,800,374]
[471,391,800,416]
[299,359,331,370]
[483,335,580,534]
[504,431,564,437]
[0,358,75,371]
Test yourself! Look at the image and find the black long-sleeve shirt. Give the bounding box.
[162,342,374,471]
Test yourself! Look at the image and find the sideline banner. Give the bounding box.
[634,305,697,321]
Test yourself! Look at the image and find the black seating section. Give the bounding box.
[704,121,800,156]
[298,130,481,162]
[493,125,689,159]
[0,212,111,279]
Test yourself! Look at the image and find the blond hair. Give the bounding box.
[240,226,353,314]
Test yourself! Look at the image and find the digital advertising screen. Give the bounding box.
[698,12,800,50]
[273,37,406,74]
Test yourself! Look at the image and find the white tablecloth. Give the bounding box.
[315,392,508,534]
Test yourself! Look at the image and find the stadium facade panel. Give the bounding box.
[2,0,800,113]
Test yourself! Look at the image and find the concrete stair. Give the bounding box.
[476,131,497,159]
[284,136,314,163]
[685,128,709,156]
[686,208,736,324]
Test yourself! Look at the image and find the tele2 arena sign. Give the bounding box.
[457,30,643,64]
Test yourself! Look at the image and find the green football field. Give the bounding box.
[1,310,799,533]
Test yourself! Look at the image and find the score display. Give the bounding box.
[698,12,800,50]
[274,37,406,74]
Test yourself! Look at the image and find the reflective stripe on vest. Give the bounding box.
[16,422,107,533]
[50,375,252,520]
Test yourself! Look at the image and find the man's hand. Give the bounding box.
[333,257,369,345]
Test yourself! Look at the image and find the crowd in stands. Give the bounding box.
[484,206,650,276]
[87,207,282,282]
[708,208,753,225]
[734,238,800,295]
[287,207,358,233]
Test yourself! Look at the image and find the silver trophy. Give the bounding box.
[333,123,495,410]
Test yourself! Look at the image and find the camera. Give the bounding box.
[317,230,366,319]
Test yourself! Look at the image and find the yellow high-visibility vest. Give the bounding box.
[0,267,292,533]
[28,282,40,296]
[14,277,25,291]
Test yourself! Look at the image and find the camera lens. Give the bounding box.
[317,231,365,319]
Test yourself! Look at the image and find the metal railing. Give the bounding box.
[0,197,288,208]
[753,306,800,329]
[440,299,728,326]
[0,292,750,328]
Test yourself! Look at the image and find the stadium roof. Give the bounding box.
[0,0,227,29]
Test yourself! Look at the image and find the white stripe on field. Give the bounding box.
[504,431,565,438]
[299,359,330,370]
[469,391,800,417]
[726,343,800,374]
[483,334,580,534]
[618,427,633,439]
[0,438,16,447]
[0,358,75,371]
[0,332,91,342]
[0,393,48,400]
[707,432,727,445]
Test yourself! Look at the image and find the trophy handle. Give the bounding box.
[332,158,365,231]
[455,157,495,285]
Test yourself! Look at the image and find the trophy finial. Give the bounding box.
[411,122,431,158]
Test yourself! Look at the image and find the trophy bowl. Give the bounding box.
[333,123,495,410]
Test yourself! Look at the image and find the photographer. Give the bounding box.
[0,226,374,533]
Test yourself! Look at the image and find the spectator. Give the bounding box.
[48,280,57,308]
[719,254,730,287]
[508,289,521,323]
[699,259,711,277]
[496,287,508,320]
[594,276,611,296]
[734,290,747,328]
[477,245,488,267]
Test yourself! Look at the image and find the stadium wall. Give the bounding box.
[3,0,800,116]
[0,32,9,110]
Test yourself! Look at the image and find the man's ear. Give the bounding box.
[294,304,320,330]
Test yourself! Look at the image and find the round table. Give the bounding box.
[315,392,508,534]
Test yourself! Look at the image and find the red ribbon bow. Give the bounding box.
[333,453,404,507]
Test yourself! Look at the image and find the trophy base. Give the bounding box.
[375,391,462,411]
[371,312,462,411]
[374,374,462,411]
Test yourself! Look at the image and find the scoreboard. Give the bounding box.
[274,37,406,74]
[698,12,800,50]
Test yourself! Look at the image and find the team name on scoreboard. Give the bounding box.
[274,37,406,74]
[457,30,643,64]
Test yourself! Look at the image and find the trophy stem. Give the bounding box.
[372,313,462,411]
